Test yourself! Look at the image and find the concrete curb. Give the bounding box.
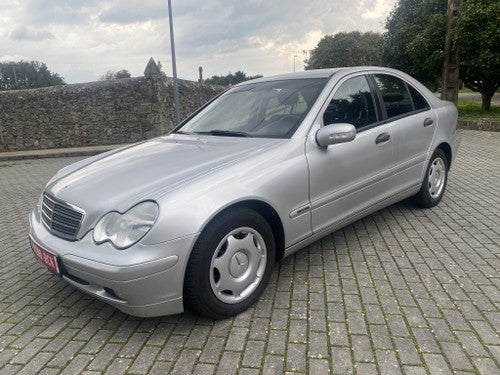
[0,144,126,162]
[458,119,499,132]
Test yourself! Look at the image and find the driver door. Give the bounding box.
[306,74,394,234]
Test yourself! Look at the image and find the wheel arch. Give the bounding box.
[436,142,452,169]
[209,200,286,262]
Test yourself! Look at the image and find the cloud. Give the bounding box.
[10,26,54,41]
[15,0,102,26]
[99,0,167,24]
[0,0,396,83]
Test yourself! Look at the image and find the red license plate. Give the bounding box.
[29,237,60,275]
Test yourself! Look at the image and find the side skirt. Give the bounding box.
[283,183,420,258]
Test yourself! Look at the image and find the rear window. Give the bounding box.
[408,85,430,111]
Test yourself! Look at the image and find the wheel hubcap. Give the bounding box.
[229,252,249,278]
[210,227,267,304]
[428,157,446,199]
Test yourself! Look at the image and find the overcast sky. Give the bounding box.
[1,0,396,83]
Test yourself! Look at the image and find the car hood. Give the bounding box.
[47,134,282,214]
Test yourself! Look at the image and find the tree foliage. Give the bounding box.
[100,69,132,80]
[453,0,500,111]
[204,71,262,86]
[305,31,383,70]
[0,60,65,91]
[383,0,447,90]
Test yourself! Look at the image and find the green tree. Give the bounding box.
[0,60,65,90]
[383,0,447,90]
[204,71,262,86]
[100,69,132,80]
[305,31,383,70]
[453,0,500,111]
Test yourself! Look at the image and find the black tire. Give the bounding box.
[413,149,448,208]
[184,207,275,319]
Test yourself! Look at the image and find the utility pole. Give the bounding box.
[441,0,463,104]
[12,65,18,86]
[167,0,180,125]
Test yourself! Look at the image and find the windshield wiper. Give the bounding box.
[195,130,250,137]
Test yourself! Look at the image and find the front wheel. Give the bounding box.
[413,149,448,208]
[184,207,275,319]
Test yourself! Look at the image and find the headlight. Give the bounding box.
[93,201,159,249]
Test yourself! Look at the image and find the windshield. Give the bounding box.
[177,78,327,138]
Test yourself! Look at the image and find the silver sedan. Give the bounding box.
[29,67,461,319]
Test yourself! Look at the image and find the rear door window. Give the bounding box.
[373,74,414,118]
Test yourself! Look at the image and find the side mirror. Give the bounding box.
[316,123,356,147]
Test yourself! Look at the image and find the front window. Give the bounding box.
[323,75,378,130]
[177,78,327,138]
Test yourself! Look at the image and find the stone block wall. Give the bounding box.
[0,61,223,151]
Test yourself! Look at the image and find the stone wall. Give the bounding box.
[0,60,224,151]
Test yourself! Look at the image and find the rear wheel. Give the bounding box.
[184,207,275,319]
[413,149,448,208]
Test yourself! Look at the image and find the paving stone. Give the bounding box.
[402,365,427,375]
[393,337,422,365]
[193,363,216,375]
[411,327,440,353]
[308,331,329,358]
[216,351,241,375]
[266,329,287,355]
[454,331,489,357]
[331,346,353,374]
[375,349,401,375]
[199,336,225,363]
[10,338,49,364]
[104,358,133,374]
[128,346,161,374]
[60,354,93,375]
[17,352,53,375]
[87,343,122,371]
[225,327,249,351]
[369,324,393,350]
[47,341,86,368]
[169,348,200,375]
[288,319,307,343]
[262,355,284,374]
[241,340,265,368]
[1,131,499,374]
[285,342,306,372]
[469,320,500,345]
[422,353,453,374]
[471,357,500,375]
[440,342,473,371]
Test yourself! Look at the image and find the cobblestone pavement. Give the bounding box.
[0,130,498,374]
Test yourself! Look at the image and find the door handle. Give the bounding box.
[375,132,391,145]
[423,118,434,127]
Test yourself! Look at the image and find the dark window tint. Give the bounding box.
[323,76,377,129]
[373,74,413,118]
[408,85,430,110]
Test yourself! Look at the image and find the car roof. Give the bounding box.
[236,66,409,86]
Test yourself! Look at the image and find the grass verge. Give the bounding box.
[457,100,500,120]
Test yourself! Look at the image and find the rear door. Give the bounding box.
[371,74,437,189]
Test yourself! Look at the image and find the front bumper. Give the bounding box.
[29,207,199,317]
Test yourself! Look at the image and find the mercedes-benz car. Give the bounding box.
[29,67,461,319]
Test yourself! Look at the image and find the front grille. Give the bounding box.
[41,194,84,240]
